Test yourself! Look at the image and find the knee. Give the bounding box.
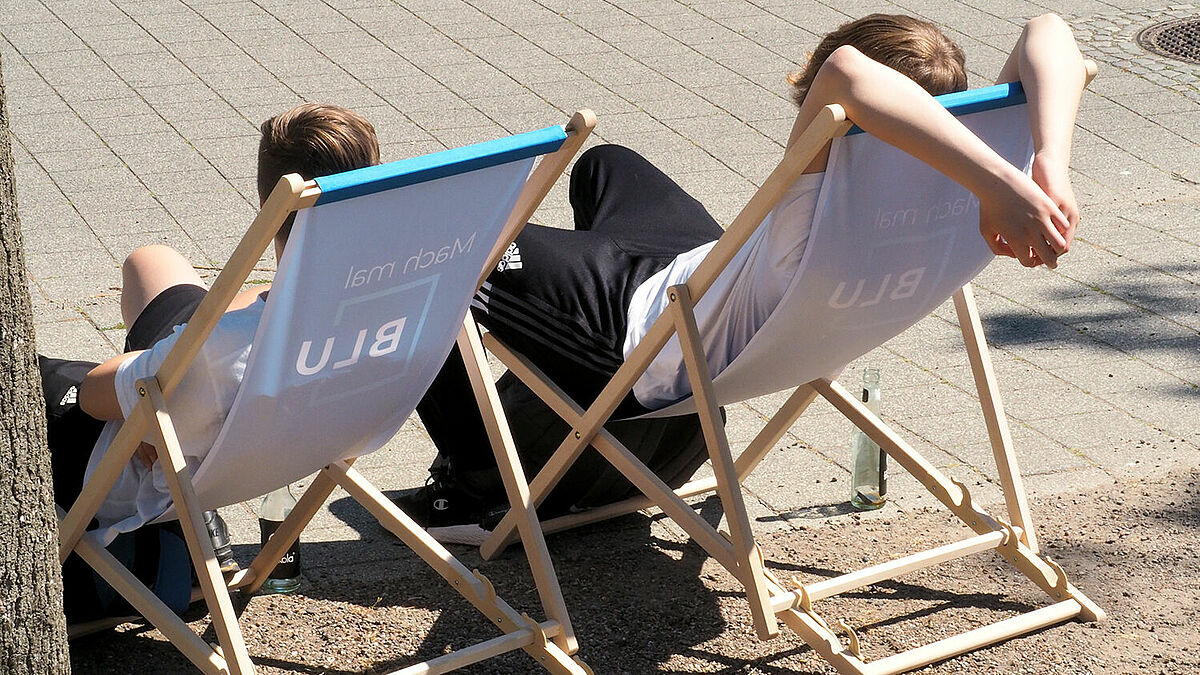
[576,143,640,173]
[122,245,186,277]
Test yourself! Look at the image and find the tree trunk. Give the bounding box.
[0,53,71,674]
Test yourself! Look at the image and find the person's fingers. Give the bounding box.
[1043,211,1069,253]
[1012,241,1039,267]
[1063,203,1081,243]
[984,233,1010,256]
[1031,235,1058,269]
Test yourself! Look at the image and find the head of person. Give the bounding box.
[788,14,967,107]
[256,103,380,253]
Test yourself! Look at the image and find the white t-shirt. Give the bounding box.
[624,172,824,409]
[85,299,266,544]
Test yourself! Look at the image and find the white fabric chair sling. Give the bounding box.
[477,68,1103,674]
[57,111,597,675]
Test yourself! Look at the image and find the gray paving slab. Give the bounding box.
[4,0,1199,668]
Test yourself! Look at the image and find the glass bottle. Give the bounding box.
[850,368,887,510]
[259,484,302,593]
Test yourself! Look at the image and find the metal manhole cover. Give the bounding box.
[1137,16,1200,63]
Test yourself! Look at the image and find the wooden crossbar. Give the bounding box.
[866,600,1083,674]
[390,620,572,675]
[779,530,1012,612]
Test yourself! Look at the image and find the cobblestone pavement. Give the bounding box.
[2,0,1197,671]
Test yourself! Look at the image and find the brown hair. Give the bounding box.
[787,14,967,107]
[256,103,380,241]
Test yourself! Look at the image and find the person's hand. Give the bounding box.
[134,442,159,468]
[1030,150,1080,247]
[977,165,1071,268]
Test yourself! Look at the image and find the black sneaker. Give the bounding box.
[203,510,238,573]
[390,472,496,546]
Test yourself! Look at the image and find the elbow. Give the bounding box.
[77,371,103,419]
[821,45,871,84]
[1024,12,1075,42]
[1027,13,1068,31]
[811,45,873,100]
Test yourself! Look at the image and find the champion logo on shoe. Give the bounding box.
[495,242,522,271]
[59,386,78,407]
[432,498,450,511]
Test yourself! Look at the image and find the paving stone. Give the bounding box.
[34,317,121,363]
[25,246,121,303]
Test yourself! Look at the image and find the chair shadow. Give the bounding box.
[70,492,756,673]
[71,468,1136,674]
[760,501,859,521]
[982,269,1200,371]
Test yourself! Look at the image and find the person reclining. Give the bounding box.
[41,103,379,621]
[403,13,1087,540]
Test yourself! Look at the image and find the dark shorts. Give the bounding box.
[124,283,208,352]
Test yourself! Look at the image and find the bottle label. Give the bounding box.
[259,517,301,579]
[878,450,888,496]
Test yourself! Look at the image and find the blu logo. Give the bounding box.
[295,317,407,376]
[828,267,925,309]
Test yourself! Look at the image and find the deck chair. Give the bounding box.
[476,66,1104,673]
[56,110,597,675]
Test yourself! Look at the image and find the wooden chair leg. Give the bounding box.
[668,284,778,639]
[483,330,740,570]
[953,284,1038,552]
[326,461,587,673]
[456,316,577,654]
[142,379,255,674]
[735,383,819,480]
[58,404,152,561]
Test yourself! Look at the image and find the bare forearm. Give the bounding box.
[997,14,1085,161]
[79,351,141,420]
[794,44,1070,267]
[805,46,1027,197]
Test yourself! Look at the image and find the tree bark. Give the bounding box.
[0,53,71,673]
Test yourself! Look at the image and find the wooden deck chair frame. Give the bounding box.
[56,111,598,675]
[477,67,1104,673]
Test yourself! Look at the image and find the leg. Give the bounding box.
[569,144,723,250]
[413,346,608,506]
[475,145,723,402]
[120,245,204,331]
[415,345,501,482]
[116,249,235,569]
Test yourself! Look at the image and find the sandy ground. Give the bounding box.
[70,467,1199,674]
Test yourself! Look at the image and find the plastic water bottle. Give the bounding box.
[850,368,887,510]
[259,484,301,593]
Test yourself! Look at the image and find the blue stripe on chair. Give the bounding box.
[313,125,568,205]
[846,81,1026,135]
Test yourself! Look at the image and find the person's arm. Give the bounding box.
[785,44,1071,268]
[82,279,266,421]
[229,284,269,310]
[996,13,1087,256]
[78,351,142,421]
